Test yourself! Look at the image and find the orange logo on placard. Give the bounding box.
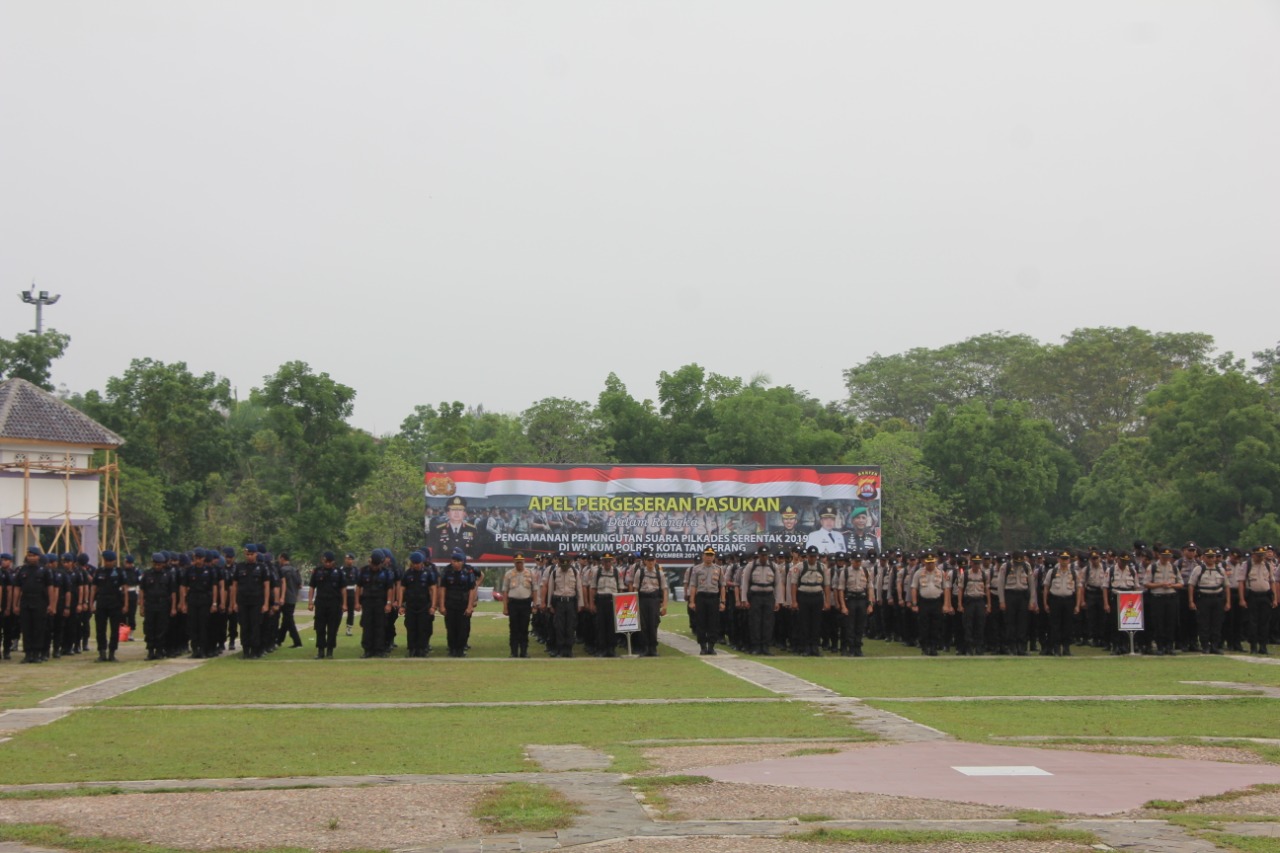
[426,474,457,496]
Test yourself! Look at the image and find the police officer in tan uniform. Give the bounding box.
[911,552,950,656]
[501,554,537,658]
[687,546,726,655]
[837,551,875,657]
[630,550,668,657]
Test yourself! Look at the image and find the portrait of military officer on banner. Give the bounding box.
[428,496,483,560]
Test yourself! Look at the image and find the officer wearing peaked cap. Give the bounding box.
[805,506,846,555]
[429,496,482,562]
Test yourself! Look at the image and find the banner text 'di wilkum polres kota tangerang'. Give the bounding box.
[423,464,880,562]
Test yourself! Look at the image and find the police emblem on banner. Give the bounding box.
[426,473,456,496]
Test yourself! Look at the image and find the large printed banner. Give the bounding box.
[423,464,881,562]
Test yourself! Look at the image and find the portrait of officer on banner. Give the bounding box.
[428,496,483,560]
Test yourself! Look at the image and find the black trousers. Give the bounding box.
[143,607,169,652]
[1084,589,1107,643]
[125,589,138,630]
[444,590,471,654]
[961,598,986,652]
[1047,595,1075,652]
[916,597,943,652]
[1246,591,1273,649]
[1196,593,1226,651]
[314,599,343,650]
[93,606,121,653]
[796,591,824,652]
[1149,593,1179,650]
[361,598,387,656]
[747,592,774,651]
[507,598,532,651]
[694,592,721,647]
[594,595,616,656]
[404,602,433,652]
[277,602,301,646]
[20,603,47,657]
[187,595,212,654]
[238,596,263,655]
[551,596,577,655]
[843,594,869,652]
[638,592,662,653]
[345,589,356,625]
[1003,590,1031,651]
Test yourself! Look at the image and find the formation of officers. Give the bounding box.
[3,540,1277,664]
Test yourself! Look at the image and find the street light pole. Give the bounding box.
[18,283,61,335]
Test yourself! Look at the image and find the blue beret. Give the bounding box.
[451,548,466,561]
[124,554,136,563]
[222,547,235,558]
[26,545,42,555]
[101,550,117,561]
[256,553,266,563]
[39,554,50,565]
[76,553,89,565]
[409,551,425,564]
[370,551,385,565]
[243,544,257,553]
[178,554,191,566]
[421,546,432,559]
[322,550,335,561]
[61,551,75,561]
[151,553,166,563]
[0,553,11,560]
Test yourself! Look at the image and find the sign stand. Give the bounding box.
[1117,591,1145,656]
[614,593,640,658]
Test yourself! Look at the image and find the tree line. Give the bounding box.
[3,325,1277,558]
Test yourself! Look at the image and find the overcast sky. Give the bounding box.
[3,2,1277,434]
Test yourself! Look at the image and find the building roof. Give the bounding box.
[0,378,125,448]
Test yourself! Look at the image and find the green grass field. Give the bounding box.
[104,654,773,705]
[764,656,1280,698]
[0,702,863,784]
[0,658,152,710]
[868,697,1280,741]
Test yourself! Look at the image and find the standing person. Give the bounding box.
[138,553,176,661]
[1176,543,1203,652]
[308,551,346,658]
[1144,547,1184,655]
[73,554,93,654]
[231,545,270,659]
[837,551,875,657]
[1188,548,1229,655]
[790,546,830,657]
[400,551,438,658]
[439,549,477,658]
[1107,553,1142,654]
[544,554,582,658]
[0,552,13,659]
[1239,546,1277,655]
[585,553,623,658]
[1082,549,1112,648]
[180,549,218,659]
[275,553,303,649]
[121,554,140,638]
[1041,552,1083,657]
[500,554,536,658]
[15,547,55,664]
[631,549,668,657]
[911,553,951,656]
[343,553,358,637]
[356,551,394,659]
[688,546,727,656]
[956,555,991,655]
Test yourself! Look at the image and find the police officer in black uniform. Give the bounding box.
[308,551,347,658]
[89,550,127,662]
[139,553,177,660]
[15,547,55,663]
[439,548,478,657]
[429,497,482,561]
[356,551,394,658]
[180,549,218,658]
[0,552,12,659]
[400,550,438,658]
[231,544,269,659]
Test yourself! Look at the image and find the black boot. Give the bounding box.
[108,650,117,661]
[97,651,108,662]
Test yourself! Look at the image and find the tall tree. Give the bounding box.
[596,373,666,463]
[342,438,429,558]
[0,330,71,391]
[521,397,612,463]
[855,428,954,550]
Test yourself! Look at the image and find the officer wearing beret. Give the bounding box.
[429,497,482,562]
[308,551,347,658]
[89,551,127,662]
[180,549,218,659]
[439,548,478,657]
[400,550,438,658]
[230,545,270,659]
[0,552,13,659]
[15,547,55,663]
[355,551,395,658]
[138,553,177,661]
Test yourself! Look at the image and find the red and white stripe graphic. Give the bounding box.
[426,465,876,501]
